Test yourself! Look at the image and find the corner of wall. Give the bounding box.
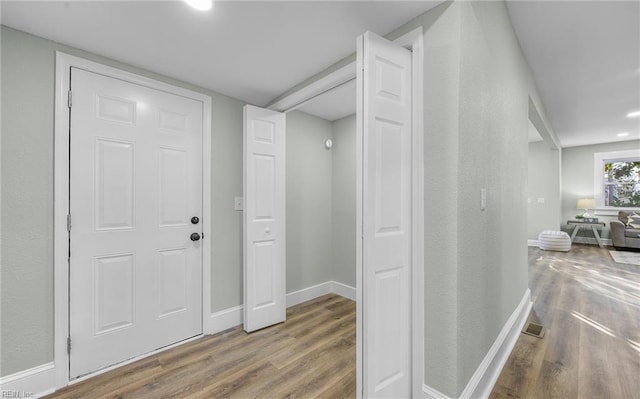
[0,362,56,398]
[458,289,532,399]
[420,0,463,395]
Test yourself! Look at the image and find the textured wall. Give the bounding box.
[454,2,535,393]
[331,115,356,287]
[1,1,559,391]
[1,25,55,377]
[386,2,463,394]
[285,111,334,292]
[0,25,358,377]
[384,0,556,395]
[528,139,562,240]
[561,139,640,239]
[0,26,246,375]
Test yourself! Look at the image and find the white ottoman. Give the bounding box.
[538,230,571,252]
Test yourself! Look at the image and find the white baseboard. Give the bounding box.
[207,280,356,335]
[527,239,539,247]
[330,281,356,301]
[423,383,453,399]
[207,304,244,335]
[0,362,55,398]
[286,281,333,307]
[459,288,532,399]
[9,281,357,396]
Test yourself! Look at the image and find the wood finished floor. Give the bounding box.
[45,294,355,399]
[491,245,640,399]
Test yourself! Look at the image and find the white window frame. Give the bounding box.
[593,149,640,216]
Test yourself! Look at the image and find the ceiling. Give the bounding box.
[297,78,357,122]
[2,1,638,147]
[507,0,640,148]
[0,0,441,108]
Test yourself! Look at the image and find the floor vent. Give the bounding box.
[522,322,545,338]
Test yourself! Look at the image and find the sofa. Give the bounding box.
[610,210,640,249]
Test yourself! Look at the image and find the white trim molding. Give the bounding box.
[459,288,532,399]
[207,305,244,335]
[286,281,333,307]
[331,281,357,301]
[206,281,357,335]
[286,281,356,309]
[422,383,453,399]
[0,362,55,398]
[54,52,212,389]
[593,149,640,213]
[267,62,356,113]
[17,280,356,396]
[274,28,424,399]
[528,239,539,247]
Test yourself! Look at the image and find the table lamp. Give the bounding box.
[577,198,596,218]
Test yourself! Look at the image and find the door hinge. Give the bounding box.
[67,214,72,232]
[68,90,72,108]
[67,337,71,354]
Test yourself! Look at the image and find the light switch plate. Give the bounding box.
[234,197,244,211]
[537,198,545,204]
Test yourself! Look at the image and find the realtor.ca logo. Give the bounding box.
[1,391,34,398]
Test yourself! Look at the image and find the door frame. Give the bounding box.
[53,52,212,388]
[267,27,424,397]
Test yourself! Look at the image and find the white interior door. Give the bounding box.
[359,31,413,398]
[69,67,203,378]
[243,105,286,333]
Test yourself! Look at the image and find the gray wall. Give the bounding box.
[2,0,558,393]
[382,1,557,395]
[286,111,334,292]
[0,25,247,375]
[0,25,359,376]
[528,140,561,241]
[561,139,640,240]
[331,115,356,287]
[286,111,357,291]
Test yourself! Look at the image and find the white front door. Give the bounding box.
[69,67,203,378]
[243,105,286,333]
[359,31,413,398]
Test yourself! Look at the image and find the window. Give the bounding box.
[594,149,640,213]
[604,160,640,206]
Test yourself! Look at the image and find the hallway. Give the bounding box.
[45,294,355,399]
[491,245,640,398]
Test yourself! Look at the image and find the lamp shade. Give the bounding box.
[577,198,596,210]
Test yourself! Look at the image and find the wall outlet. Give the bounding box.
[234,197,244,211]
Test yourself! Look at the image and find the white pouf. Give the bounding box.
[538,230,571,252]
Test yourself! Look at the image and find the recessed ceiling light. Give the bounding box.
[184,0,212,11]
[617,132,629,137]
[627,110,640,118]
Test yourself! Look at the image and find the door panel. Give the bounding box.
[157,248,188,317]
[159,147,189,226]
[243,105,286,333]
[94,139,135,230]
[70,68,203,378]
[94,254,135,334]
[359,31,413,398]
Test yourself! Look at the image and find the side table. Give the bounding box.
[567,220,606,248]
